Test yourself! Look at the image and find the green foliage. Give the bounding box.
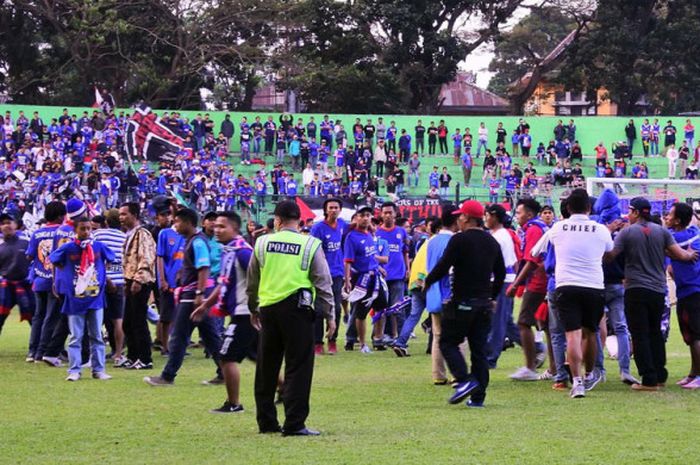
[488,6,576,96]
[559,0,700,114]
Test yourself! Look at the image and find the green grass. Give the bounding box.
[1,315,699,465]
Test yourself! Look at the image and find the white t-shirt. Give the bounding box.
[491,227,518,283]
[532,214,613,290]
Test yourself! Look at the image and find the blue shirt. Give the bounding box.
[207,235,222,278]
[157,227,185,288]
[343,230,378,273]
[50,241,115,315]
[376,226,408,281]
[53,224,76,294]
[669,226,700,299]
[310,219,347,278]
[27,224,61,292]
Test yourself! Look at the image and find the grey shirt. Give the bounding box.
[247,230,335,322]
[613,221,675,293]
[0,235,30,281]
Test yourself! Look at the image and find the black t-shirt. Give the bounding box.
[424,228,505,301]
[496,128,507,144]
[364,125,375,138]
[394,169,405,184]
[415,125,426,139]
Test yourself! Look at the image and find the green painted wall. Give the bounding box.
[0,103,693,155]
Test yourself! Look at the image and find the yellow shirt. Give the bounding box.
[408,237,430,291]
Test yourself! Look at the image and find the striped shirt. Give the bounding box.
[93,228,126,286]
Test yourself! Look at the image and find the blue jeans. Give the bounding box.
[476,139,488,156]
[439,187,449,197]
[386,279,406,337]
[67,309,105,375]
[395,290,425,348]
[600,283,632,374]
[650,140,659,155]
[161,295,221,381]
[409,171,419,187]
[486,285,515,368]
[29,290,61,359]
[547,291,568,382]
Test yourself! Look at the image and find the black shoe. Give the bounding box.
[282,427,321,437]
[210,401,244,414]
[344,342,354,351]
[259,426,282,434]
[392,345,409,357]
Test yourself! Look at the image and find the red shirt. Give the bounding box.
[522,223,547,294]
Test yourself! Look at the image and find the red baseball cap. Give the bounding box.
[453,200,485,218]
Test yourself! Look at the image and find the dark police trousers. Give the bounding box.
[439,299,492,404]
[255,293,315,432]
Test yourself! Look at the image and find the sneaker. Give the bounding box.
[127,360,154,370]
[113,356,129,368]
[433,379,448,386]
[448,380,480,404]
[676,375,696,386]
[143,375,173,386]
[621,372,641,386]
[42,356,63,368]
[392,345,409,357]
[81,360,92,369]
[570,383,586,398]
[681,377,700,390]
[372,339,386,351]
[201,376,225,386]
[537,370,553,381]
[92,372,113,380]
[552,381,569,391]
[210,401,244,414]
[466,399,484,408]
[584,370,605,391]
[360,344,372,354]
[314,343,324,356]
[25,354,35,363]
[630,383,659,392]
[65,373,81,382]
[344,342,354,351]
[509,367,539,381]
[327,341,337,355]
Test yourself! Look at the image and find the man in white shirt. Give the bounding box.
[667,144,679,178]
[531,189,614,399]
[485,204,520,369]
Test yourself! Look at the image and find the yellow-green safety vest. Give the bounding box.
[254,230,321,307]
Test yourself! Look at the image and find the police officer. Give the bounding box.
[247,200,335,436]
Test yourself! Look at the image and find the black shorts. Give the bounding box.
[219,315,256,363]
[518,291,545,327]
[158,290,176,323]
[104,285,125,320]
[553,286,605,332]
[677,293,700,345]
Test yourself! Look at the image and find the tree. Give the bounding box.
[487,6,575,97]
[2,0,279,109]
[279,0,526,114]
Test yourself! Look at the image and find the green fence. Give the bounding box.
[0,103,694,156]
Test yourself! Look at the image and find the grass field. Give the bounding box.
[1,314,699,465]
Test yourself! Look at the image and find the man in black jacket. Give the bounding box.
[220,114,235,153]
[423,200,505,408]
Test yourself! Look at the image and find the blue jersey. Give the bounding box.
[26,224,61,292]
[50,240,115,315]
[53,224,76,294]
[429,172,439,188]
[310,219,347,278]
[669,226,700,299]
[375,226,408,281]
[343,229,378,274]
[157,227,185,288]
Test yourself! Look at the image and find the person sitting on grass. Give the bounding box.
[50,215,115,382]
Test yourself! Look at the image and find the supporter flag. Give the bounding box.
[295,197,316,223]
[124,104,185,164]
[92,87,104,108]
